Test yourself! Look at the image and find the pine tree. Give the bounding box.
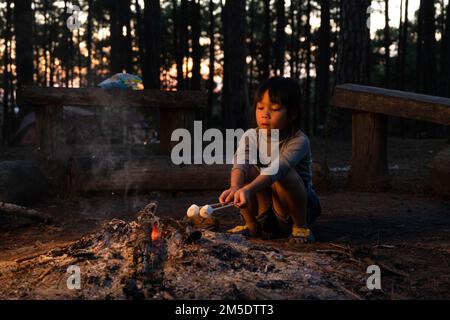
[221,0,249,129]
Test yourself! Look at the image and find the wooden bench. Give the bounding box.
[331,84,450,191]
[17,86,206,159]
[16,86,232,194]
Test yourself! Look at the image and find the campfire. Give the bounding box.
[0,202,354,299]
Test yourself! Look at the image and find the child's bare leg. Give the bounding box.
[240,167,272,234]
[271,168,308,228]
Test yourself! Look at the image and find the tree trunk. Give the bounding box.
[207,0,215,127]
[416,0,424,93]
[416,0,437,95]
[248,0,256,95]
[77,28,82,86]
[191,0,201,90]
[221,0,249,129]
[42,0,49,86]
[135,0,145,78]
[316,0,331,132]
[63,1,72,87]
[220,0,228,129]
[2,0,13,145]
[397,0,408,139]
[289,1,296,78]
[417,0,437,137]
[86,0,93,86]
[110,0,132,74]
[336,0,370,90]
[304,0,312,135]
[440,2,450,97]
[32,0,40,86]
[330,1,340,91]
[123,0,133,73]
[274,0,285,76]
[295,0,303,79]
[263,0,271,80]
[172,0,184,90]
[14,0,34,116]
[180,0,190,89]
[331,0,371,139]
[384,0,390,88]
[143,0,161,89]
[398,0,408,90]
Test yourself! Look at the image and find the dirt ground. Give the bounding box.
[0,137,449,299]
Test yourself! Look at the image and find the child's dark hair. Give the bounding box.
[253,77,302,133]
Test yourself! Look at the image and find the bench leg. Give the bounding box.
[35,104,68,194]
[348,111,390,190]
[159,109,195,156]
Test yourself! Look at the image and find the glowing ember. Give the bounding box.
[151,224,161,241]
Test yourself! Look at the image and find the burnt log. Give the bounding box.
[0,202,51,224]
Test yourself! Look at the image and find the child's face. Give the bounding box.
[255,90,289,130]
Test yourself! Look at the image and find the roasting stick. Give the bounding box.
[211,203,235,211]
[199,203,235,218]
[207,202,228,208]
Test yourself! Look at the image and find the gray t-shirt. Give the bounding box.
[232,128,313,188]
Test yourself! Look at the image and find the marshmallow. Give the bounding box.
[200,205,214,218]
[187,204,200,217]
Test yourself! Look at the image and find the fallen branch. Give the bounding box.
[37,266,56,282]
[378,262,408,278]
[335,284,363,300]
[373,244,396,249]
[316,249,352,257]
[0,202,52,224]
[329,243,351,251]
[15,252,44,264]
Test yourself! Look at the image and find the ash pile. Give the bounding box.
[0,202,351,299]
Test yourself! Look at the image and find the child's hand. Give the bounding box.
[219,186,240,204]
[233,187,252,208]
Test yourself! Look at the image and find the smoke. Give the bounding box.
[61,104,161,197]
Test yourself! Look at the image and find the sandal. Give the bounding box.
[227,225,261,237]
[289,226,315,243]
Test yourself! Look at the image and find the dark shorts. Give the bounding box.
[256,184,322,237]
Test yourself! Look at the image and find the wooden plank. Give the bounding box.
[64,156,328,194]
[347,111,390,190]
[17,86,207,110]
[331,84,450,125]
[65,156,231,194]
